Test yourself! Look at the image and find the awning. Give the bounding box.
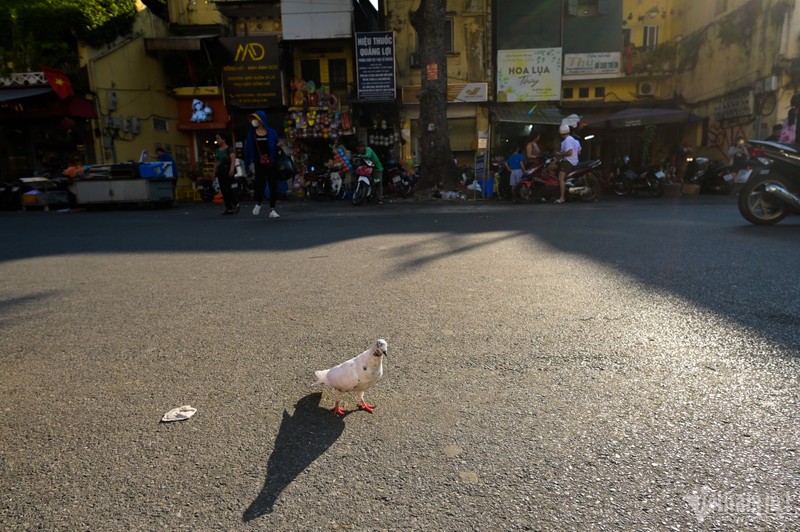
[0,87,52,102]
[144,35,218,52]
[492,104,565,125]
[590,107,699,129]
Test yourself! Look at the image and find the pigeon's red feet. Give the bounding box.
[357,401,375,413]
[332,403,346,417]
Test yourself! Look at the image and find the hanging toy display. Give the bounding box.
[306,80,319,107]
[291,77,307,107]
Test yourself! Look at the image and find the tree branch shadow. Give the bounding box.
[243,392,345,521]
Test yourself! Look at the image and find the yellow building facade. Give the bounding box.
[80,2,198,170]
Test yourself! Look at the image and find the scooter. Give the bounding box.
[351,157,376,206]
[737,139,800,225]
[611,156,666,197]
[513,157,602,203]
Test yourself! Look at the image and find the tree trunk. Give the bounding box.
[410,0,457,191]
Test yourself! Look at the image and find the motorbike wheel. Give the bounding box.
[738,173,792,225]
[352,182,368,205]
[612,176,633,196]
[579,173,601,202]
[512,182,533,202]
[647,178,665,198]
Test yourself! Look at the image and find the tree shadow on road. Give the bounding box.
[243,392,344,521]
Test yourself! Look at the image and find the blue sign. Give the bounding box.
[355,32,396,101]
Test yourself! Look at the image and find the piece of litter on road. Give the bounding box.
[161,405,197,422]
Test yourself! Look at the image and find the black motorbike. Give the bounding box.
[383,159,418,198]
[611,156,666,198]
[684,156,735,195]
[738,140,800,225]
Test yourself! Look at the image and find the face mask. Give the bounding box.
[251,120,260,128]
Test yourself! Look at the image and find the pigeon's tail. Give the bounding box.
[311,369,328,386]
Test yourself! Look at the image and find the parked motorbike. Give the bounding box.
[684,156,734,195]
[305,166,335,201]
[383,159,418,198]
[513,157,602,203]
[611,156,666,197]
[351,157,376,205]
[738,140,800,225]
[194,176,217,202]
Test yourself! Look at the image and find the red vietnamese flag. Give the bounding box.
[41,65,75,99]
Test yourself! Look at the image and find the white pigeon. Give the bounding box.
[312,339,387,416]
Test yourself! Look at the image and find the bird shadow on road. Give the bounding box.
[243,392,345,521]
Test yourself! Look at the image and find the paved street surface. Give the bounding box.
[1,196,798,530]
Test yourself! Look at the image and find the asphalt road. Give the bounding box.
[1,195,798,530]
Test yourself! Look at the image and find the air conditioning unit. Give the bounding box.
[108,91,117,111]
[637,81,656,97]
[122,118,130,133]
[130,117,141,134]
[409,52,419,68]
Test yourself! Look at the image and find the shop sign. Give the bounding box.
[496,48,562,102]
[563,52,621,78]
[426,64,438,81]
[401,83,488,104]
[220,36,283,108]
[176,97,228,130]
[355,31,396,100]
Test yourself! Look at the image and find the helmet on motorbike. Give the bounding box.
[559,124,571,135]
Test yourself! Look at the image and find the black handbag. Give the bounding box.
[276,148,296,180]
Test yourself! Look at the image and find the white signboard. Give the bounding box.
[497,48,562,102]
[282,0,352,40]
[563,52,621,77]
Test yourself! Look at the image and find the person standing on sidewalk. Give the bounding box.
[505,145,526,190]
[245,111,281,219]
[214,133,239,215]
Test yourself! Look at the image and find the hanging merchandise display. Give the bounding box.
[368,119,401,147]
[284,80,354,142]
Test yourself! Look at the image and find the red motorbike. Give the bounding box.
[513,157,602,203]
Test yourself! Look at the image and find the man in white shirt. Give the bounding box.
[555,124,581,204]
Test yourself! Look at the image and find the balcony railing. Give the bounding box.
[0,72,48,87]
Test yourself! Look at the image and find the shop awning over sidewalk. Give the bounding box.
[492,104,565,125]
[144,35,218,52]
[0,87,53,102]
[588,107,702,129]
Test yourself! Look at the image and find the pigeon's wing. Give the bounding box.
[323,358,361,392]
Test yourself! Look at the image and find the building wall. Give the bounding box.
[674,0,789,154]
[80,3,192,166]
[167,0,222,26]
[388,0,492,164]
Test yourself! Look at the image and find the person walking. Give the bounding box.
[245,111,281,219]
[555,124,581,204]
[214,133,238,215]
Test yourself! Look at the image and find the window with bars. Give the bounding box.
[643,25,659,50]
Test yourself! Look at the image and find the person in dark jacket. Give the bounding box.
[245,111,281,219]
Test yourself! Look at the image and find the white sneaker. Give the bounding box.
[252,204,261,216]
[269,209,280,219]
